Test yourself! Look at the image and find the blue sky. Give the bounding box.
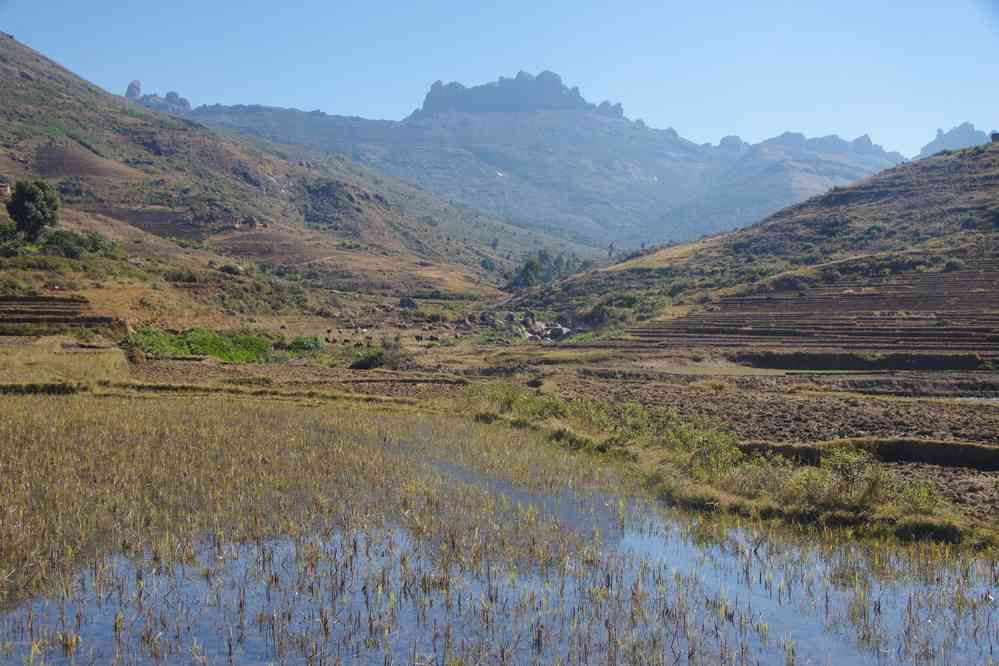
[1,0,996,156]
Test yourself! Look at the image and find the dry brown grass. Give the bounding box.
[0,337,128,384]
[0,395,618,605]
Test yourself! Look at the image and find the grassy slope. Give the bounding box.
[519,142,999,317]
[209,130,600,266]
[0,33,515,299]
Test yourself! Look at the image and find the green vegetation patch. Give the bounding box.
[461,383,990,546]
[127,327,272,363]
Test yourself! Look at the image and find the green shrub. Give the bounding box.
[288,336,324,353]
[682,430,743,482]
[37,229,121,260]
[349,336,410,370]
[41,229,87,259]
[821,446,874,489]
[783,467,836,505]
[0,222,17,243]
[893,480,941,515]
[164,269,199,283]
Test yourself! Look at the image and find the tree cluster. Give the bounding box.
[504,249,590,291]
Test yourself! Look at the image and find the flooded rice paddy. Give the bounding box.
[0,397,997,664]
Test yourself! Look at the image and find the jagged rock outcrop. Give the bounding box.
[916,122,990,160]
[408,70,625,119]
[717,135,749,156]
[123,81,192,115]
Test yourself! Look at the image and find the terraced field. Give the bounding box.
[623,260,999,359]
[0,296,118,334]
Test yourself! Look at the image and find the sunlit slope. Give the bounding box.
[0,33,512,296]
[519,142,999,319]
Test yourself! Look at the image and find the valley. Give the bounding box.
[0,23,998,665]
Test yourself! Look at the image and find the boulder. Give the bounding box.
[125,80,142,99]
[527,320,548,336]
[398,297,418,310]
[547,325,572,340]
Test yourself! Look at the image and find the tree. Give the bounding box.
[6,180,60,241]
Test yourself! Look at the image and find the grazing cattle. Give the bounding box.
[415,335,424,342]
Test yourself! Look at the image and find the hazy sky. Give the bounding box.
[2,0,996,156]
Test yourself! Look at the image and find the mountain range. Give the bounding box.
[185,71,905,246]
[0,33,587,306]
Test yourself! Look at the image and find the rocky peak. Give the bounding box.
[408,71,625,119]
[717,135,749,154]
[760,131,902,161]
[123,80,192,115]
[916,122,990,160]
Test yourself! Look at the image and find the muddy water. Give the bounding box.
[2,458,997,664]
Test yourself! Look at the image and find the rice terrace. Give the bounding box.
[2,6,999,665]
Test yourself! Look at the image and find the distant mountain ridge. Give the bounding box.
[187,71,904,246]
[916,122,993,160]
[654,131,906,241]
[0,34,580,300]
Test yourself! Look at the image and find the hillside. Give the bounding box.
[189,72,904,246]
[520,140,999,330]
[0,33,560,306]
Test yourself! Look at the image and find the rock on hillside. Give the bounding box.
[125,80,142,99]
[916,122,992,160]
[122,80,192,114]
[190,72,903,246]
